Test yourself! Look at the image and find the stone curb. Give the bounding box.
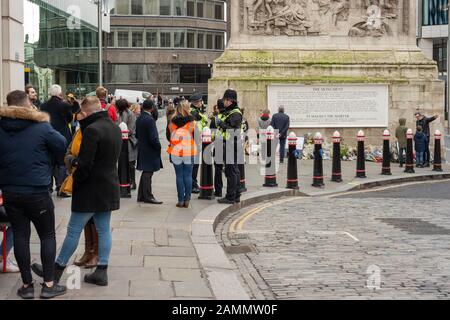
[191,171,449,300]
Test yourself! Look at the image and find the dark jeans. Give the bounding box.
[53,165,67,192]
[137,171,154,202]
[225,164,241,201]
[3,192,56,284]
[279,138,287,162]
[424,137,431,164]
[214,163,223,195]
[129,161,136,188]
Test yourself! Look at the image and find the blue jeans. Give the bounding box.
[56,211,112,266]
[416,151,424,166]
[172,156,194,203]
[0,226,14,255]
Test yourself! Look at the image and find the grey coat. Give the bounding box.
[117,109,138,162]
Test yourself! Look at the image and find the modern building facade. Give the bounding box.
[105,0,227,101]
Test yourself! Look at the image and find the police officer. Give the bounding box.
[210,99,226,197]
[190,93,208,193]
[216,89,243,204]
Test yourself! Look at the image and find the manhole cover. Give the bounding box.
[223,244,256,254]
[377,218,450,235]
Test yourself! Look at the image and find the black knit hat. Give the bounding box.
[222,89,237,102]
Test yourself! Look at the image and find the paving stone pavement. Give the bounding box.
[216,181,450,299]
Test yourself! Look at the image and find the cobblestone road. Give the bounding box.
[216,180,450,299]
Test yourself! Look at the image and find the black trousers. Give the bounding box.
[192,164,199,188]
[137,171,154,202]
[214,163,223,195]
[424,137,431,164]
[129,161,137,188]
[3,192,56,284]
[225,164,241,201]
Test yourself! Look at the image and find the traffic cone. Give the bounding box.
[118,122,131,198]
[381,129,392,175]
[312,132,324,187]
[199,128,215,200]
[356,130,366,178]
[404,128,415,173]
[331,131,342,182]
[263,126,278,187]
[433,130,443,172]
[286,132,299,189]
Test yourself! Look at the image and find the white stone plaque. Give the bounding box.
[267,84,389,128]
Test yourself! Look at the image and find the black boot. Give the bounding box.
[31,263,65,283]
[84,266,108,286]
[40,282,67,299]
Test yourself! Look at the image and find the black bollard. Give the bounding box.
[404,128,415,173]
[381,129,392,175]
[118,123,131,198]
[433,130,443,172]
[312,132,324,187]
[263,126,278,187]
[286,132,299,189]
[199,128,215,200]
[331,131,342,182]
[356,130,367,178]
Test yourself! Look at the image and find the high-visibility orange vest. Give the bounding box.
[167,121,198,157]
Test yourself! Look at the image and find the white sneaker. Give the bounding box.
[0,256,20,273]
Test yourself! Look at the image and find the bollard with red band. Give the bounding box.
[286,132,299,189]
[199,128,215,200]
[433,130,443,172]
[263,126,278,187]
[312,132,324,188]
[404,128,415,173]
[356,130,366,178]
[381,129,392,175]
[331,131,342,182]
[119,122,131,198]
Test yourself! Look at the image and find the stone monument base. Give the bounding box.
[208,49,445,146]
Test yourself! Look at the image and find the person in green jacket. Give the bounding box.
[395,118,408,167]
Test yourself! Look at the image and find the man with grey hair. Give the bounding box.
[40,84,74,197]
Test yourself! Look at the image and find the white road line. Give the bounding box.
[306,230,360,242]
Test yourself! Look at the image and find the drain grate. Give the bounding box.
[377,218,450,235]
[223,244,256,254]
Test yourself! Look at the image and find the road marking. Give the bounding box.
[306,230,360,242]
[229,197,300,233]
[328,178,450,198]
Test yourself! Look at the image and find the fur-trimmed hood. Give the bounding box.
[0,105,50,134]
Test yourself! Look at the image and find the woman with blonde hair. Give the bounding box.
[166,100,198,208]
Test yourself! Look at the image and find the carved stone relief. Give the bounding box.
[243,0,400,37]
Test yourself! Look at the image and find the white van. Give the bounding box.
[114,89,152,104]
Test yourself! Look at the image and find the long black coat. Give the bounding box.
[72,111,122,213]
[40,96,73,144]
[136,111,162,172]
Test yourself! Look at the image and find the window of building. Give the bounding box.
[196,64,211,83]
[132,30,144,47]
[131,0,143,14]
[146,29,158,47]
[107,31,115,47]
[205,1,214,19]
[187,31,195,48]
[422,0,449,26]
[174,30,185,47]
[160,31,172,47]
[74,32,81,47]
[180,64,196,83]
[187,1,195,16]
[160,0,171,15]
[215,3,224,20]
[116,0,130,14]
[83,31,93,47]
[174,0,185,15]
[145,0,159,14]
[214,34,223,50]
[118,31,130,47]
[433,39,447,73]
[197,1,204,17]
[206,33,213,49]
[197,32,204,48]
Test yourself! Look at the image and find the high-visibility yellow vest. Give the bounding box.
[218,108,242,141]
[190,107,208,132]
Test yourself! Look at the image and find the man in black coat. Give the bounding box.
[0,90,67,299]
[415,111,439,167]
[270,106,290,163]
[136,99,163,204]
[40,84,74,196]
[32,96,122,287]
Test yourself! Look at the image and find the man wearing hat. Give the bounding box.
[190,93,208,194]
[415,111,439,167]
[215,89,243,204]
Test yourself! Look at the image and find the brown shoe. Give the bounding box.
[183,201,190,208]
[74,225,94,267]
[84,224,99,269]
[176,203,184,208]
